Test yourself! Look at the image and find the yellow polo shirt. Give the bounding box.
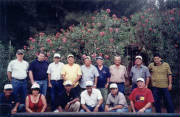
[148,62,172,88]
[61,64,82,87]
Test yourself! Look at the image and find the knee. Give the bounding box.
[74,101,80,107]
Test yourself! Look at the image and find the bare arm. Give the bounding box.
[145,77,150,88]
[94,77,98,88]
[48,74,52,87]
[168,75,173,91]
[105,105,110,112]
[138,102,151,112]
[29,71,35,84]
[11,102,20,114]
[25,96,33,113]
[73,75,81,86]
[105,78,110,88]
[93,98,103,112]
[130,100,136,112]
[7,72,12,81]
[81,104,91,112]
[111,105,124,110]
[40,95,47,112]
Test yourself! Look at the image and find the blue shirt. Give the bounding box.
[0,92,19,106]
[29,59,49,80]
[96,65,111,88]
[130,65,151,84]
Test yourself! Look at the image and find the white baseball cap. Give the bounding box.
[54,53,61,58]
[110,83,118,89]
[135,55,142,60]
[137,77,145,82]
[4,84,13,90]
[63,80,72,86]
[85,81,93,87]
[31,83,40,89]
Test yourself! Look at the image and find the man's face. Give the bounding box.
[38,53,45,61]
[86,86,92,93]
[4,89,13,96]
[16,53,24,60]
[65,85,72,92]
[96,59,103,66]
[114,57,121,65]
[153,56,161,64]
[135,58,142,65]
[54,57,60,63]
[110,88,118,95]
[67,57,74,64]
[137,81,145,89]
[84,59,91,66]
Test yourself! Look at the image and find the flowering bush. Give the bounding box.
[24,9,133,65]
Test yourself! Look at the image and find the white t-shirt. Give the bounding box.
[7,59,29,79]
[81,88,103,107]
[47,62,64,80]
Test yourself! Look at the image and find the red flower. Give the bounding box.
[96,48,100,50]
[115,28,119,33]
[91,16,95,20]
[106,9,111,13]
[82,54,87,59]
[46,38,52,44]
[91,53,97,58]
[97,23,101,27]
[24,46,27,50]
[39,32,45,37]
[92,23,96,26]
[60,28,64,32]
[100,32,105,37]
[104,55,109,59]
[109,38,114,43]
[141,16,145,19]
[62,37,67,43]
[149,28,153,31]
[29,37,33,41]
[55,32,60,38]
[109,28,113,33]
[40,47,45,51]
[145,19,149,23]
[69,25,73,31]
[169,9,175,15]
[99,53,103,56]
[170,17,175,22]
[112,14,117,18]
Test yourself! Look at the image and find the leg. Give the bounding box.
[99,88,108,105]
[20,80,27,104]
[131,83,137,91]
[50,80,56,111]
[68,101,80,112]
[11,79,20,99]
[57,80,64,96]
[41,80,48,96]
[162,88,174,113]
[152,87,162,113]
[115,107,129,112]
[144,108,152,113]
[117,83,125,94]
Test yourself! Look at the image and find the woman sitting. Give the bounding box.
[25,83,47,112]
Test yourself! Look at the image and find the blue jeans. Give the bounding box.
[117,83,125,94]
[73,85,81,97]
[35,80,48,96]
[80,104,104,112]
[136,108,152,113]
[131,83,137,91]
[152,87,174,113]
[50,80,64,111]
[110,107,128,112]
[11,78,27,104]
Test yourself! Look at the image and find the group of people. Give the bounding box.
[0,49,175,114]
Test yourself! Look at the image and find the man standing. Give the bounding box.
[109,56,128,94]
[80,81,103,112]
[61,54,82,96]
[47,53,64,111]
[57,80,80,112]
[7,49,29,104]
[80,56,99,90]
[29,52,49,96]
[148,54,174,113]
[129,55,151,90]
[129,78,154,113]
[0,84,20,115]
[95,56,110,105]
[105,83,128,112]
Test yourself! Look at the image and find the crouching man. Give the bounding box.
[57,80,80,112]
[80,81,103,112]
[105,83,128,112]
[129,78,154,113]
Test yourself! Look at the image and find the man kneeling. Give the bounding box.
[105,83,128,112]
[80,81,103,112]
[57,80,80,112]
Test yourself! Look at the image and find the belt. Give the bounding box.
[12,78,26,81]
[51,79,63,81]
[110,82,124,84]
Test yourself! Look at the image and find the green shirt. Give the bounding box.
[148,62,172,88]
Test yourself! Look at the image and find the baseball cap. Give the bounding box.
[67,54,74,58]
[135,55,142,60]
[96,56,104,60]
[16,49,24,54]
[84,56,91,60]
[110,83,118,89]
[4,84,13,90]
[137,78,145,82]
[85,81,93,87]
[54,53,61,58]
[63,80,72,86]
[31,83,40,89]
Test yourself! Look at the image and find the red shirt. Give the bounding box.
[28,94,44,112]
[129,88,154,110]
